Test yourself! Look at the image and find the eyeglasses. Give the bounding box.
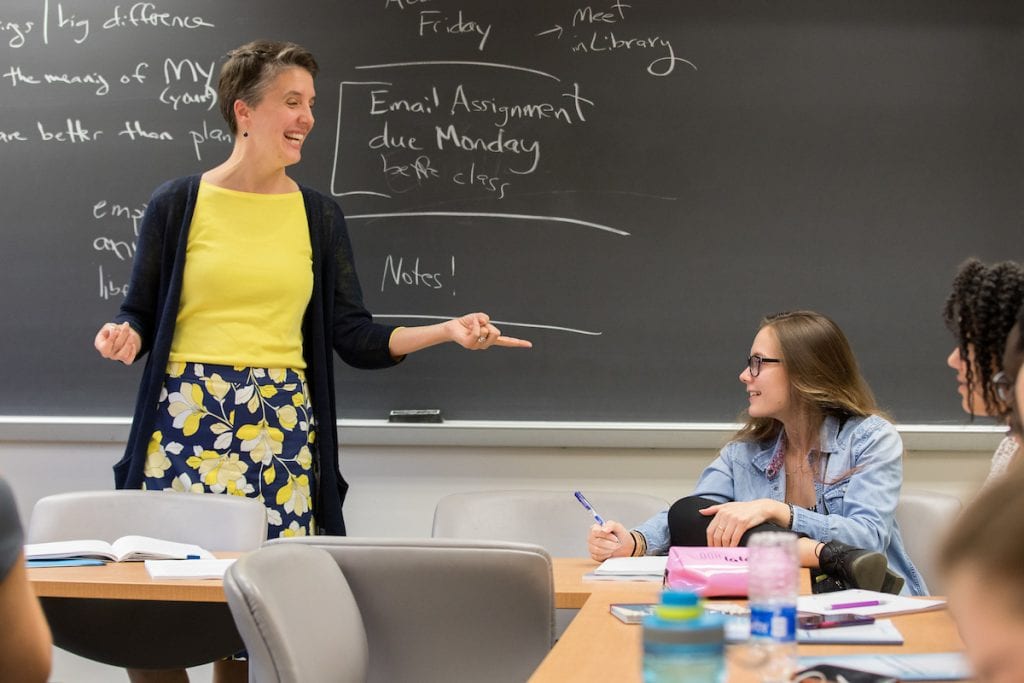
[993,371,1015,403]
[747,354,782,377]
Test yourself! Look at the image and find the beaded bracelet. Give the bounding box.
[629,530,648,557]
[787,502,795,530]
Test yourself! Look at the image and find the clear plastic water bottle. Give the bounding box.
[747,531,799,683]
[642,590,726,683]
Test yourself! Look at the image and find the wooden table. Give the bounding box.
[28,552,243,603]
[534,560,967,683]
[29,556,966,682]
[27,555,603,606]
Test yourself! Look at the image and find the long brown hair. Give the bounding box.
[734,311,882,445]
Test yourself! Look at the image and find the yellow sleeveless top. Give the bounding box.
[169,181,312,369]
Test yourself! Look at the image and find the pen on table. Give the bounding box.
[573,490,606,526]
[829,599,881,610]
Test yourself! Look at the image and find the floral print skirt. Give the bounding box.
[142,361,316,539]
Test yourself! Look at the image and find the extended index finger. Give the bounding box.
[493,335,533,348]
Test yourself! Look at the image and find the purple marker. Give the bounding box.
[829,599,881,610]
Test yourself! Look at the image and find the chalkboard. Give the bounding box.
[1,0,1021,423]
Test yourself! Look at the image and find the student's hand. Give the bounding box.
[446,313,532,350]
[700,499,782,547]
[94,322,141,365]
[588,520,631,561]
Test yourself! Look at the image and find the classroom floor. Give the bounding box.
[50,648,213,683]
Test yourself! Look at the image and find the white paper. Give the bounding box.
[796,653,971,681]
[592,556,668,576]
[797,588,946,617]
[724,617,903,644]
[797,619,904,644]
[144,558,236,580]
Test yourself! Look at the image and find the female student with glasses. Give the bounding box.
[943,258,1024,487]
[588,310,925,595]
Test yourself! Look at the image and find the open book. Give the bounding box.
[24,535,215,563]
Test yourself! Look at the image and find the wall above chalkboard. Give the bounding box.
[1,0,1021,424]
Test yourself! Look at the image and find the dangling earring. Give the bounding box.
[242,131,249,138]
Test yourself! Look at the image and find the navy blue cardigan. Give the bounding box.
[112,175,399,535]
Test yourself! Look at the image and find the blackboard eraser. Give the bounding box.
[388,409,444,424]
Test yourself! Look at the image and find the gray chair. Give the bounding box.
[271,536,554,683]
[432,489,669,637]
[27,490,267,669]
[895,488,962,595]
[431,489,670,557]
[224,544,368,683]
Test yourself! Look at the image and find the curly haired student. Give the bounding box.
[943,258,1024,485]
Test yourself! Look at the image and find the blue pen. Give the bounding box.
[573,490,606,526]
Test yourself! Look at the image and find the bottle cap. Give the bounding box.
[654,590,702,621]
[643,590,725,645]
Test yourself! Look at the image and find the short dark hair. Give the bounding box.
[943,258,1024,418]
[218,40,319,134]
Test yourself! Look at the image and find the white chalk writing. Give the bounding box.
[381,255,447,291]
[102,3,214,31]
[0,20,35,48]
[118,120,173,140]
[189,120,232,161]
[0,129,29,143]
[435,124,540,175]
[2,65,110,96]
[37,119,103,142]
[418,10,491,51]
[385,0,433,9]
[97,265,129,300]
[93,199,146,236]
[159,58,216,111]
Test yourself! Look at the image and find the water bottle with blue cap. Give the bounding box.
[642,590,726,683]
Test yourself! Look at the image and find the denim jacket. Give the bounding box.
[633,414,927,595]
